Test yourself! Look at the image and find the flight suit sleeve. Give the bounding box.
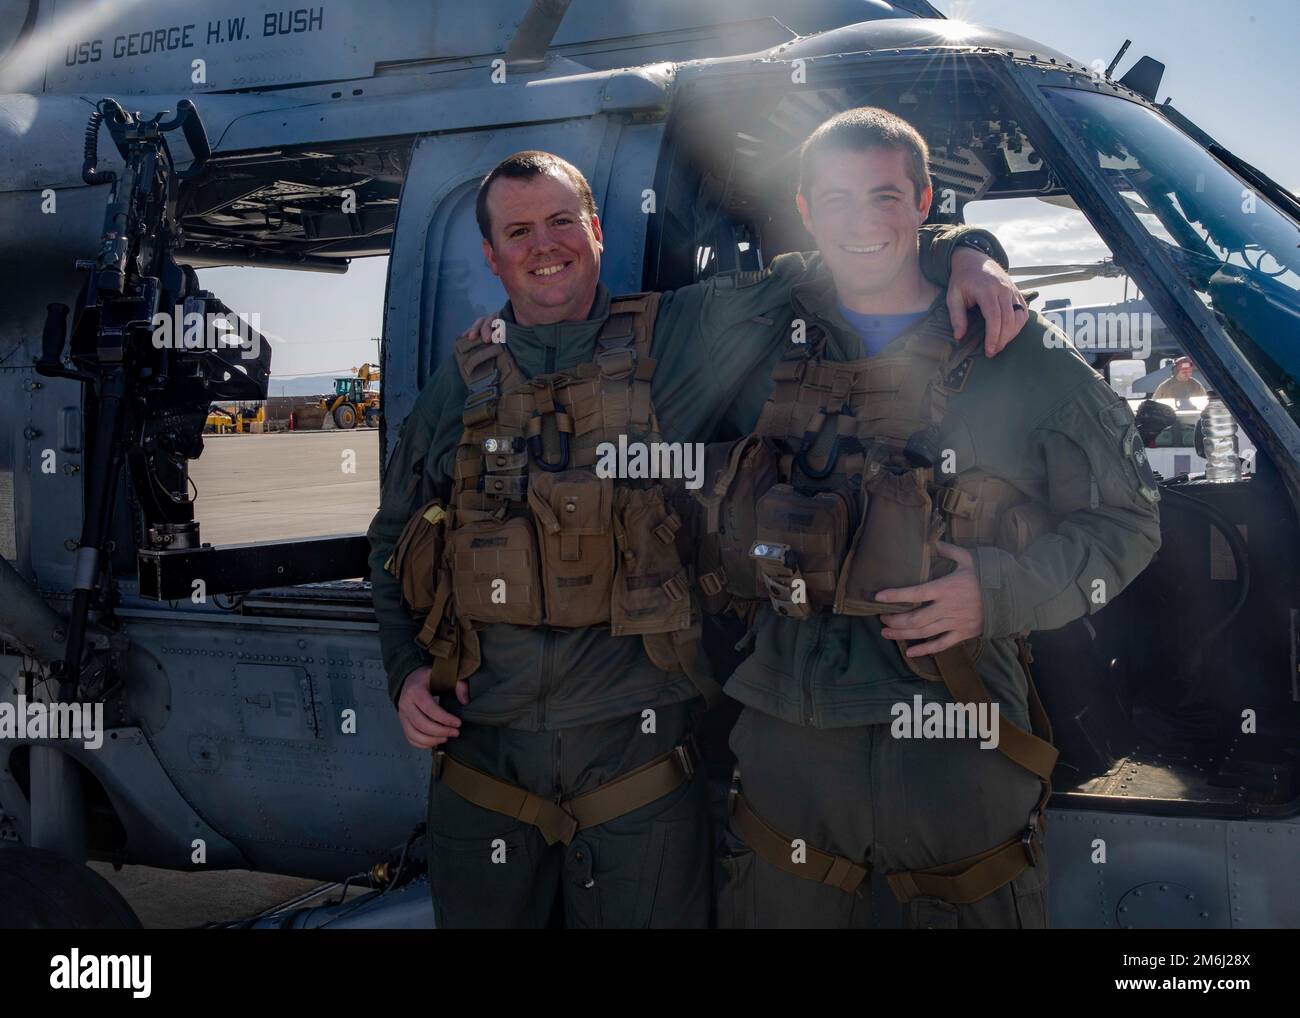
[366,360,465,707]
[917,222,1010,281]
[971,377,1163,639]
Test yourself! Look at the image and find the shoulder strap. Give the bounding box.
[452,320,528,429]
[897,307,987,444]
[600,291,660,358]
[594,291,662,434]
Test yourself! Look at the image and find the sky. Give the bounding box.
[202,0,1300,380]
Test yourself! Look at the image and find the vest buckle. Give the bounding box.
[1022,812,1042,868]
[596,347,636,380]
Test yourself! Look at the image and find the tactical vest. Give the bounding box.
[695,309,1051,677]
[390,294,706,696]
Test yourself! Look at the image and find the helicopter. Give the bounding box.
[0,0,1298,929]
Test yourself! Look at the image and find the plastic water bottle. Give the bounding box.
[1201,399,1241,482]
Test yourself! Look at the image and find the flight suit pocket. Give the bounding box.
[528,470,614,628]
[753,484,849,616]
[626,811,711,929]
[717,822,758,930]
[447,510,543,625]
[908,895,959,929]
[611,485,693,636]
[836,464,935,615]
[425,823,535,929]
[1010,856,1050,929]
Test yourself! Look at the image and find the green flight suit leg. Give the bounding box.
[426,701,712,929]
[718,706,1048,929]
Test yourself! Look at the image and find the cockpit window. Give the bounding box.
[1043,87,1300,425]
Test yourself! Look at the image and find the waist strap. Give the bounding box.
[885,822,1043,905]
[730,787,869,894]
[434,740,697,846]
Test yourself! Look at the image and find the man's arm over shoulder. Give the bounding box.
[366,359,465,706]
[656,224,1007,367]
[649,224,1012,437]
[972,339,1163,639]
[917,222,1010,282]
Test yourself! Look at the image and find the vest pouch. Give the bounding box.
[527,469,614,628]
[835,463,935,616]
[387,499,447,615]
[447,509,544,625]
[611,485,694,636]
[753,484,849,616]
[692,436,779,607]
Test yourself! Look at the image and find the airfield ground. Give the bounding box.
[96,429,383,928]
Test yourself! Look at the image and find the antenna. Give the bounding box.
[1104,39,1131,78]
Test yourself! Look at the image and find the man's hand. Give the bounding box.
[876,542,983,656]
[468,316,496,344]
[948,246,1028,358]
[396,666,471,749]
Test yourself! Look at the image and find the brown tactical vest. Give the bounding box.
[390,294,705,695]
[694,308,1051,680]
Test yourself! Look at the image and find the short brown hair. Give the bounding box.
[475,151,597,243]
[798,107,931,206]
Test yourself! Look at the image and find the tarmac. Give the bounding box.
[95,428,384,928]
[191,428,381,546]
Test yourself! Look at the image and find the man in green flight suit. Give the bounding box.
[706,108,1163,928]
[367,149,1023,928]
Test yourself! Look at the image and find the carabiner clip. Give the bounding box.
[795,404,851,480]
[528,403,570,472]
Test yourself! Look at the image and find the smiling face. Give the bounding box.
[796,145,933,313]
[481,170,603,326]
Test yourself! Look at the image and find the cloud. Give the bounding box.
[967,202,1112,267]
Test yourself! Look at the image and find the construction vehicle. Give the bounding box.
[204,404,266,434]
[298,363,381,430]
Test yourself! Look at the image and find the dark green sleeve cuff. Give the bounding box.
[386,642,431,709]
[918,224,1011,286]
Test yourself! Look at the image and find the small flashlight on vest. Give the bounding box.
[750,541,795,568]
[482,436,523,454]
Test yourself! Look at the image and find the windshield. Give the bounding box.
[1043,87,1300,425]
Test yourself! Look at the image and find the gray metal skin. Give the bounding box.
[0,2,1296,928]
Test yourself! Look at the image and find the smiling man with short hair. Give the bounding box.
[710,107,1163,929]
